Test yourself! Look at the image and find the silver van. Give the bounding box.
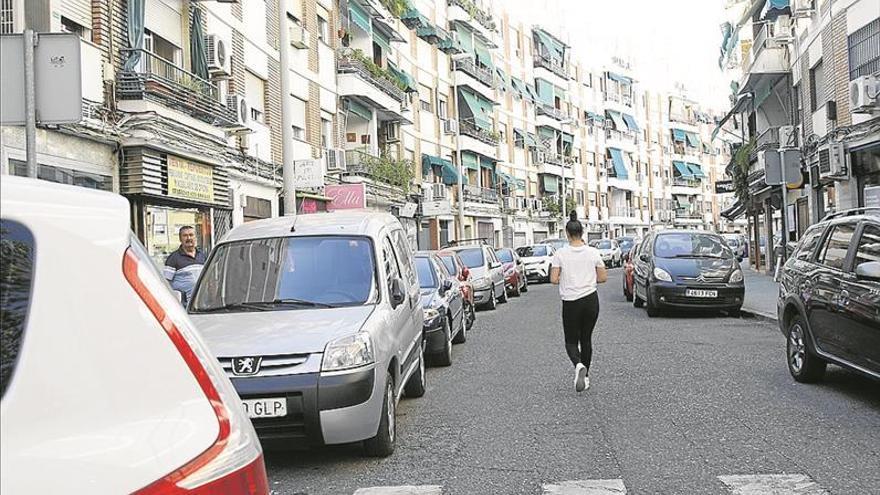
[188,211,426,457]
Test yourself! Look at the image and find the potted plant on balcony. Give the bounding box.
[363,152,415,192]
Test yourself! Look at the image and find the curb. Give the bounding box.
[741,307,778,324]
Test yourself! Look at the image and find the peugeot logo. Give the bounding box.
[232,356,262,376]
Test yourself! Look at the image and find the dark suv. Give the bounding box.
[777,208,880,383]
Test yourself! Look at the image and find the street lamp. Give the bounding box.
[450,52,474,241]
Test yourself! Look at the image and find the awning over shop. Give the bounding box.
[460,90,493,130]
[721,200,746,220]
[608,148,628,180]
[621,113,639,132]
[673,161,694,178]
[686,132,702,148]
[347,99,372,121]
[672,129,688,142]
[541,174,559,193]
[349,0,372,34]
[462,151,479,170]
[687,163,706,178]
[606,110,626,131]
[607,72,632,85]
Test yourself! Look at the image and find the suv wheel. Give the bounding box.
[404,340,427,398]
[787,316,826,383]
[364,374,396,457]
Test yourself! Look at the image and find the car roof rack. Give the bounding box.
[821,207,880,221]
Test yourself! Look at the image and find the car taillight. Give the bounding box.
[122,248,268,495]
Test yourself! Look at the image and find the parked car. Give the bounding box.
[539,238,570,252]
[722,233,746,262]
[622,241,641,302]
[188,211,426,457]
[0,177,269,494]
[414,252,466,366]
[436,250,477,331]
[593,239,623,268]
[496,247,528,296]
[776,208,880,383]
[446,244,506,310]
[616,236,638,259]
[632,230,745,317]
[516,244,556,282]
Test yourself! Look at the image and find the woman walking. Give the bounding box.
[550,211,608,392]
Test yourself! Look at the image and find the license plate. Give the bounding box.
[242,397,287,419]
[686,289,718,298]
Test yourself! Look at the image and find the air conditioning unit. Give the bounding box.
[325,148,346,171]
[850,75,880,114]
[792,0,815,17]
[431,183,448,200]
[289,24,310,49]
[205,35,230,76]
[778,125,799,149]
[383,122,401,143]
[226,94,249,129]
[443,119,459,135]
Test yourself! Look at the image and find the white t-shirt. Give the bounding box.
[551,244,604,301]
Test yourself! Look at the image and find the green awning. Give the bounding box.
[494,67,509,90]
[514,128,538,148]
[672,129,687,142]
[561,133,573,146]
[527,132,539,148]
[525,84,539,103]
[460,90,492,130]
[608,148,628,179]
[621,113,639,132]
[474,42,494,70]
[673,161,694,178]
[373,29,391,53]
[462,152,479,170]
[538,126,556,147]
[534,29,564,60]
[480,156,495,169]
[536,79,555,105]
[586,111,605,122]
[686,132,701,148]
[348,99,372,121]
[687,163,706,178]
[541,174,558,193]
[454,23,474,54]
[674,195,691,208]
[422,154,454,178]
[388,63,417,93]
[416,25,439,40]
[402,8,430,28]
[606,110,626,131]
[349,1,372,34]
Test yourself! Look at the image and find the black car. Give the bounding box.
[777,208,880,383]
[414,252,466,366]
[632,230,745,317]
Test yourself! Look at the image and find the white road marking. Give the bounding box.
[353,486,443,495]
[717,474,830,494]
[542,479,627,494]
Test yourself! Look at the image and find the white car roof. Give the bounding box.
[220,210,401,243]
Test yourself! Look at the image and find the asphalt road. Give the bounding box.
[264,269,880,495]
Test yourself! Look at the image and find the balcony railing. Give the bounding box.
[337,49,406,102]
[464,184,499,204]
[533,52,569,79]
[344,147,378,175]
[604,91,634,106]
[537,104,568,121]
[117,49,237,127]
[611,206,638,218]
[605,128,638,144]
[749,127,781,161]
[447,0,496,32]
[673,177,702,187]
[674,209,703,219]
[543,151,574,167]
[459,119,500,145]
[743,21,790,75]
[453,58,495,88]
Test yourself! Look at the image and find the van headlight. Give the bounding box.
[729,269,744,283]
[653,267,673,282]
[322,333,374,372]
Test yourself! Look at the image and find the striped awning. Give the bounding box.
[608,148,628,179]
[687,163,706,178]
[686,132,702,148]
[673,161,694,178]
[349,0,372,34]
[460,90,492,130]
[622,113,639,132]
[672,129,688,142]
[606,110,626,131]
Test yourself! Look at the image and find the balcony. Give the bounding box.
[459,119,500,146]
[740,21,791,91]
[748,127,781,162]
[464,185,499,204]
[605,128,638,146]
[533,52,569,80]
[537,104,568,122]
[117,49,237,127]
[337,49,406,104]
[674,208,704,219]
[447,0,497,33]
[604,91,634,107]
[344,147,378,175]
[453,58,495,89]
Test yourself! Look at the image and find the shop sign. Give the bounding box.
[421,199,451,217]
[167,157,214,203]
[399,202,418,218]
[715,180,735,194]
[866,186,880,208]
[301,198,319,214]
[326,184,366,210]
[294,159,324,189]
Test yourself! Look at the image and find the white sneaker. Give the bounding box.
[574,363,587,392]
[583,375,590,391]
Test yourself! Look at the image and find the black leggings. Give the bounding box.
[561,292,600,370]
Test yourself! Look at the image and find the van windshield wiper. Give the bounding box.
[195,301,275,313]
[667,254,725,259]
[270,298,339,308]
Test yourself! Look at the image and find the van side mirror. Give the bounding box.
[391,278,406,308]
[639,253,650,263]
[440,279,453,294]
[855,261,880,282]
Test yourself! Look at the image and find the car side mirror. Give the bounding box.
[440,279,453,294]
[390,278,406,308]
[855,261,880,282]
[639,253,650,263]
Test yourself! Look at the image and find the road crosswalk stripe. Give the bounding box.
[717,474,830,494]
[542,479,627,494]
[352,486,443,495]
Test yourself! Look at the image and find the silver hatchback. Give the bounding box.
[188,212,426,457]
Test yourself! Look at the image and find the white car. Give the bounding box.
[0,177,268,494]
[516,244,556,282]
[592,239,622,267]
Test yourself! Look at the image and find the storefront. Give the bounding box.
[120,146,231,267]
[852,142,880,207]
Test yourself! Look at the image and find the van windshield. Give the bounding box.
[457,248,485,268]
[190,236,376,312]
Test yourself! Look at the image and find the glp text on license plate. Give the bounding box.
[242,397,287,418]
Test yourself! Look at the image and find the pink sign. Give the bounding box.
[325,183,367,211]
[300,198,318,214]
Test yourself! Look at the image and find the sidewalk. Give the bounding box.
[740,261,779,322]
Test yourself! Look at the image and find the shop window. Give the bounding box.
[144,206,210,267]
[10,160,112,191]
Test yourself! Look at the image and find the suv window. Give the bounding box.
[0,220,35,398]
[794,226,824,261]
[853,224,880,269]
[817,223,856,270]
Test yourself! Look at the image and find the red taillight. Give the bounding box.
[122,249,267,494]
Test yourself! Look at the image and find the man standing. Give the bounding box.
[164,226,207,304]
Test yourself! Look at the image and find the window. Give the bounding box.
[794,225,824,261]
[415,257,437,288]
[848,18,879,80]
[853,224,880,268]
[391,230,417,289]
[576,190,585,206]
[291,97,306,140]
[817,223,856,270]
[317,15,329,43]
[10,160,112,191]
[0,220,34,397]
[382,237,402,290]
[0,0,13,34]
[144,30,180,65]
[60,16,89,39]
[419,84,433,113]
[321,118,332,148]
[438,96,448,119]
[498,122,507,142]
[245,71,266,124]
[809,59,825,112]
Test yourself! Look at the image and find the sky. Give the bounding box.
[502,0,736,112]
